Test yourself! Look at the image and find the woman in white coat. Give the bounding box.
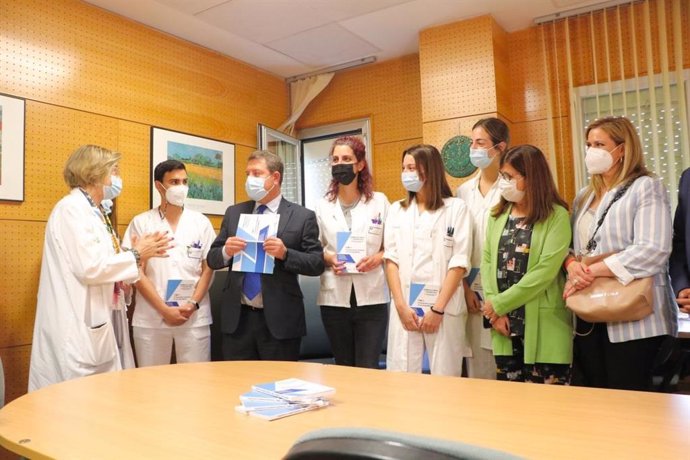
[316,136,390,368]
[384,144,471,376]
[457,117,510,379]
[29,145,172,391]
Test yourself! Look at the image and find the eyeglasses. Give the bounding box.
[498,171,524,182]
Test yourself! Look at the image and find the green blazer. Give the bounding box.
[481,205,573,364]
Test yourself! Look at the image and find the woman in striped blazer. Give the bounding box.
[563,116,678,391]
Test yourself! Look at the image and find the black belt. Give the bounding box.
[241,304,264,312]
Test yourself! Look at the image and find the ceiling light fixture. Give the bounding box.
[286,56,377,83]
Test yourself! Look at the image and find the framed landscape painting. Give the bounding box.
[0,93,25,202]
[151,127,235,215]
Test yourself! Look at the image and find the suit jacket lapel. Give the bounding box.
[233,201,256,231]
[243,201,256,213]
[277,197,293,236]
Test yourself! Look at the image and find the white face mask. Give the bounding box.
[103,175,123,200]
[585,146,617,175]
[245,175,274,202]
[401,171,424,193]
[162,184,188,207]
[498,177,525,203]
[469,146,496,169]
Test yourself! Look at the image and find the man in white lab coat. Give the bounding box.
[123,160,216,366]
[29,145,171,391]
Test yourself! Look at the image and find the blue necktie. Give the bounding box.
[242,204,268,300]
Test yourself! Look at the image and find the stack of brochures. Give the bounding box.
[235,378,335,421]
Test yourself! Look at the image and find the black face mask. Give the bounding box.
[331,164,357,185]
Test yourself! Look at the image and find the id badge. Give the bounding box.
[368,224,383,236]
[187,247,203,259]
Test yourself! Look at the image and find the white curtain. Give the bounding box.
[279,72,335,135]
[539,0,690,209]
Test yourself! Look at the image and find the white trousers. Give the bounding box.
[133,326,211,367]
[465,312,497,379]
[386,308,465,377]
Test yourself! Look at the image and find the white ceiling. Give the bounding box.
[84,0,609,78]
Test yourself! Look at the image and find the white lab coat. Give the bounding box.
[123,208,216,328]
[29,188,139,391]
[457,174,500,379]
[383,197,471,376]
[315,192,390,307]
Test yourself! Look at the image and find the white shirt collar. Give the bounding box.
[257,193,282,213]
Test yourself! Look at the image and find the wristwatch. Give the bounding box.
[190,300,200,310]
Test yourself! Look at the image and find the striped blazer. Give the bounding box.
[571,175,678,342]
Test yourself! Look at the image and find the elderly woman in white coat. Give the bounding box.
[316,136,390,368]
[384,144,471,376]
[29,145,172,391]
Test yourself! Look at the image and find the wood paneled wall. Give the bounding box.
[297,55,423,203]
[2,1,687,449]
[0,0,287,418]
[419,15,512,192]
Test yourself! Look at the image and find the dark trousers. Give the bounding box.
[222,305,301,361]
[573,320,666,391]
[320,289,388,369]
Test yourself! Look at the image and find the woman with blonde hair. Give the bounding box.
[564,116,677,391]
[29,145,172,391]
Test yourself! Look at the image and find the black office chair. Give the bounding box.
[208,269,228,361]
[283,427,524,460]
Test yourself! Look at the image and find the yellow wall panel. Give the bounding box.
[115,121,151,226]
[512,117,575,203]
[423,115,501,192]
[296,55,422,207]
[0,0,288,406]
[0,221,44,348]
[298,55,422,145]
[0,0,287,148]
[419,15,497,122]
[372,139,422,204]
[508,28,548,123]
[492,20,513,121]
[0,102,119,222]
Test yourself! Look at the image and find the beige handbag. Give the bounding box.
[566,253,653,323]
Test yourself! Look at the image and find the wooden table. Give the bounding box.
[1,361,690,459]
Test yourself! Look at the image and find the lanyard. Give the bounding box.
[79,188,121,254]
[584,179,635,254]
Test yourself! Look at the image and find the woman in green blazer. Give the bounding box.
[481,145,573,384]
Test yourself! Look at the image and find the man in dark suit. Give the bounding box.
[207,150,324,360]
[671,167,690,313]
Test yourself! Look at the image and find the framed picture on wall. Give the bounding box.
[0,93,26,202]
[151,127,235,215]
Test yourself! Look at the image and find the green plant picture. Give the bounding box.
[167,141,223,201]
